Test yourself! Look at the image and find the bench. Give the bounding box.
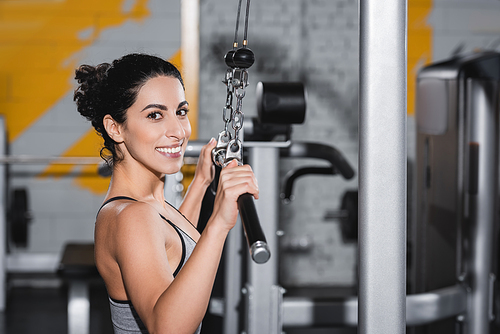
[57,243,99,334]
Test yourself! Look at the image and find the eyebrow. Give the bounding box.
[141,101,189,112]
[141,104,167,112]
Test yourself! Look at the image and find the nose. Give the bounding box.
[165,115,188,140]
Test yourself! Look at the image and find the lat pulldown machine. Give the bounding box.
[181,2,500,334]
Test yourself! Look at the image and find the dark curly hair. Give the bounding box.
[74,53,184,166]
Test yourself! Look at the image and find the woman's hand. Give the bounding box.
[178,138,217,225]
[192,138,217,187]
[209,159,259,233]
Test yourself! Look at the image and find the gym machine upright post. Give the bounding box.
[359,0,407,333]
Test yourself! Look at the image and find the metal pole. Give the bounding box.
[0,117,6,311]
[245,146,280,334]
[223,217,242,334]
[358,0,407,333]
[0,156,102,164]
[181,0,200,139]
[467,79,498,334]
[68,280,90,334]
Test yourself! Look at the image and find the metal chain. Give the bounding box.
[212,0,253,168]
[222,69,234,136]
[232,69,248,140]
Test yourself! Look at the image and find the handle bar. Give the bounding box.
[238,193,271,264]
[280,142,355,179]
[210,165,270,264]
[281,166,337,202]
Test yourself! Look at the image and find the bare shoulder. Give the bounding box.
[95,199,177,302]
[96,200,167,244]
[95,200,173,264]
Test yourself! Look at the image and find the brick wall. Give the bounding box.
[199,0,500,287]
[199,0,359,286]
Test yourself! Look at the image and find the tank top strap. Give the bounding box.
[163,200,197,230]
[97,196,137,216]
[159,214,187,277]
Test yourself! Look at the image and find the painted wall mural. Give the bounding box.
[0,0,183,252]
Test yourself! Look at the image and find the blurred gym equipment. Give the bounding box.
[183,52,500,332]
[412,51,500,334]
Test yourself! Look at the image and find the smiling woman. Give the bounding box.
[73,53,259,334]
[103,75,191,176]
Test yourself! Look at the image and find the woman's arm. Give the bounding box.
[116,160,258,334]
[178,138,216,225]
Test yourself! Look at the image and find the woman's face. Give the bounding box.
[118,75,191,175]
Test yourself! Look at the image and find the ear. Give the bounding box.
[103,115,124,143]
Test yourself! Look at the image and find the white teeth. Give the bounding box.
[156,146,181,154]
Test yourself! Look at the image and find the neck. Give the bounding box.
[106,161,167,204]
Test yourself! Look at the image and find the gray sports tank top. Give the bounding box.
[99,197,202,334]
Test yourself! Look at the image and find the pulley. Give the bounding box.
[225,47,255,69]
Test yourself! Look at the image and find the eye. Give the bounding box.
[147,111,163,120]
[177,108,189,117]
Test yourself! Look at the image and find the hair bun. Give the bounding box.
[74,63,111,121]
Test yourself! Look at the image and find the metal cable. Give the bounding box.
[243,0,251,45]
[233,0,243,48]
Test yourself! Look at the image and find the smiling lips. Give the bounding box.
[156,146,182,154]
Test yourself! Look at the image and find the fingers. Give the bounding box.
[199,138,217,160]
[209,161,259,232]
[206,137,217,149]
[193,138,218,186]
[224,159,239,168]
[218,163,259,200]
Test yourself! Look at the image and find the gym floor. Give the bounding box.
[0,276,359,334]
[0,276,113,334]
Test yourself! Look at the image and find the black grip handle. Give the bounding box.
[237,193,271,264]
[281,142,355,180]
[281,166,337,202]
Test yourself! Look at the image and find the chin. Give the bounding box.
[163,162,183,175]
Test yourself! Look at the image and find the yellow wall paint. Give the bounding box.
[0,0,150,142]
[169,49,183,70]
[408,0,433,115]
[0,0,175,195]
[0,0,197,195]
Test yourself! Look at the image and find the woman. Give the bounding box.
[74,53,258,334]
